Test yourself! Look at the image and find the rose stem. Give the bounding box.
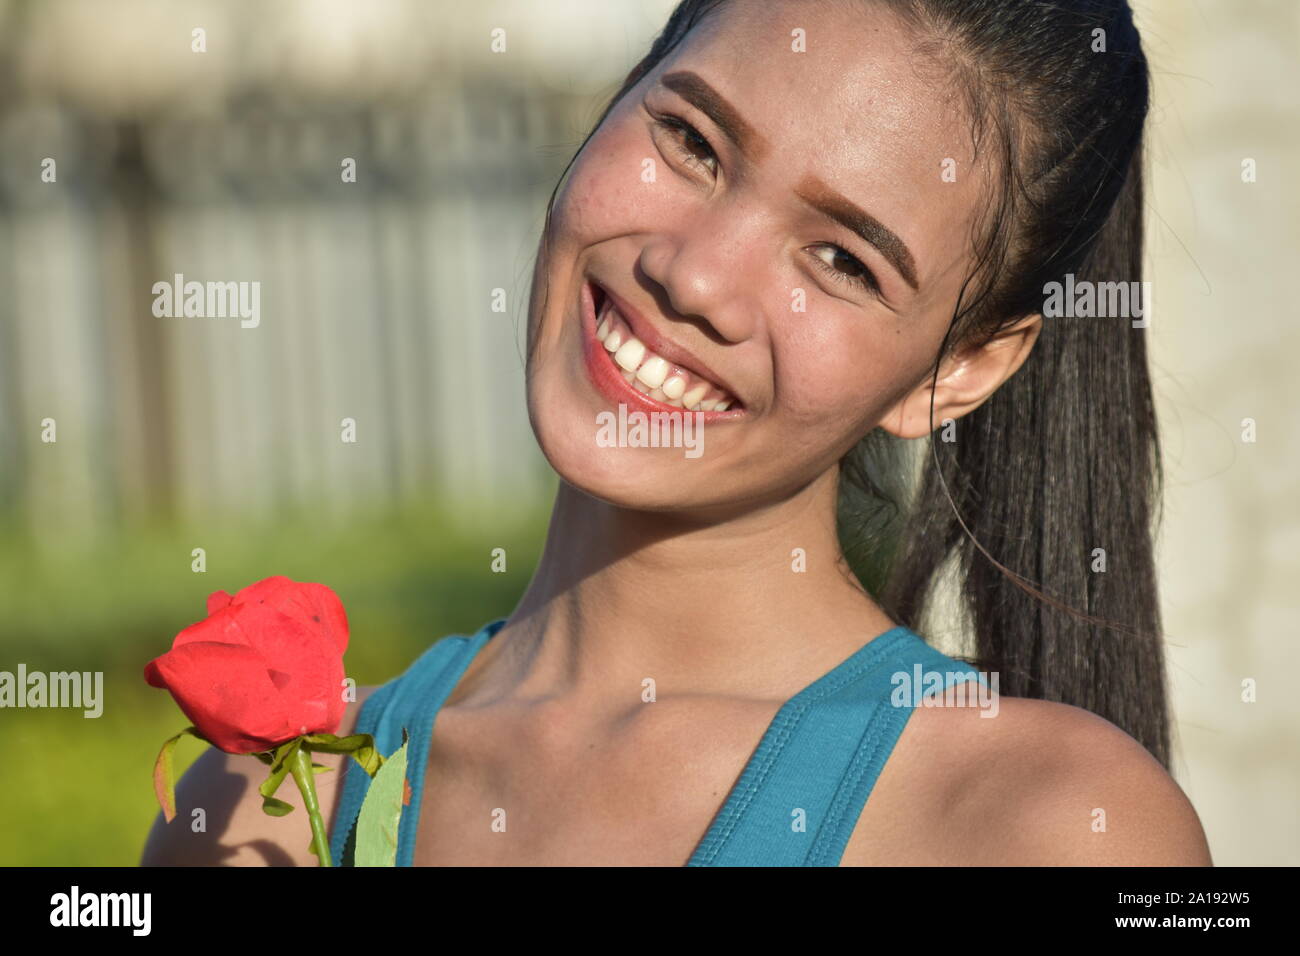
[288,746,333,867]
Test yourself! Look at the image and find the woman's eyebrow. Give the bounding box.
[795,175,919,290]
[659,70,918,292]
[660,70,770,162]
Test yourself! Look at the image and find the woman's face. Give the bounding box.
[526,0,990,515]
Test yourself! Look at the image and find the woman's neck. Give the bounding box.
[459,468,897,707]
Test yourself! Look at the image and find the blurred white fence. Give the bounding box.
[0,0,687,542]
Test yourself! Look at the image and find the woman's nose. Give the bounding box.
[635,227,760,344]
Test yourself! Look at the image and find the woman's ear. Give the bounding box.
[878,314,1043,440]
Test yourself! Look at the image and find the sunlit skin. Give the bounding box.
[525,10,1037,520]
[507,0,1039,703]
[144,0,1212,867]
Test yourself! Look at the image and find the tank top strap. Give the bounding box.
[688,627,987,867]
[329,619,506,866]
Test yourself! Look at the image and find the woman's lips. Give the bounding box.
[579,278,746,422]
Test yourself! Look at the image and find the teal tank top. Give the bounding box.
[329,618,986,866]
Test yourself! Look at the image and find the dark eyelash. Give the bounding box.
[808,247,881,296]
[652,110,880,298]
[651,113,718,173]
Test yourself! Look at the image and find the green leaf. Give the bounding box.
[348,745,383,778]
[301,732,368,750]
[261,795,295,817]
[302,732,384,778]
[256,736,316,805]
[353,729,409,867]
[152,727,204,824]
[268,737,303,776]
[258,753,295,803]
[311,763,333,774]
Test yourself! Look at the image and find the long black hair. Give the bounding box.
[533,0,1169,768]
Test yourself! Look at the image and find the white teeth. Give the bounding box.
[635,356,669,389]
[614,337,646,373]
[681,383,709,410]
[593,302,739,410]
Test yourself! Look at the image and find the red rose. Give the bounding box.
[144,576,349,754]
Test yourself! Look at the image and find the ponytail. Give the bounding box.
[878,138,1170,768]
[555,0,1170,765]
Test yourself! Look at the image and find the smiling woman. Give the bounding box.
[146,0,1212,868]
[352,0,1210,866]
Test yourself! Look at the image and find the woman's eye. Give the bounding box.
[807,244,880,296]
[649,111,877,299]
[653,115,719,176]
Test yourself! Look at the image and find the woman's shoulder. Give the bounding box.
[843,689,1213,865]
[139,685,381,867]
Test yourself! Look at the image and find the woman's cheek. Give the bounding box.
[557,127,653,241]
[772,321,876,423]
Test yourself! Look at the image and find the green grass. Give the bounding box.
[0,497,551,865]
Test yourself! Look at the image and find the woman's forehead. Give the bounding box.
[650,0,990,296]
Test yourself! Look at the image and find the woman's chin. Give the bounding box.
[540,435,709,512]
[526,381,742,513]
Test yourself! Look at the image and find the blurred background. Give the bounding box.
[0,0,1295,866]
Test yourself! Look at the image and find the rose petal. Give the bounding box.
[228,576,296,608]
[170,605,254,651]
[227,578,349,656]
[148,576,350,744]
[222,609,347,736]
[205,590,234,616]
[281,582,349,656]
[147,641,298,753]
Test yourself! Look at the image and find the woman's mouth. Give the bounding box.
[580,278,746,418]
